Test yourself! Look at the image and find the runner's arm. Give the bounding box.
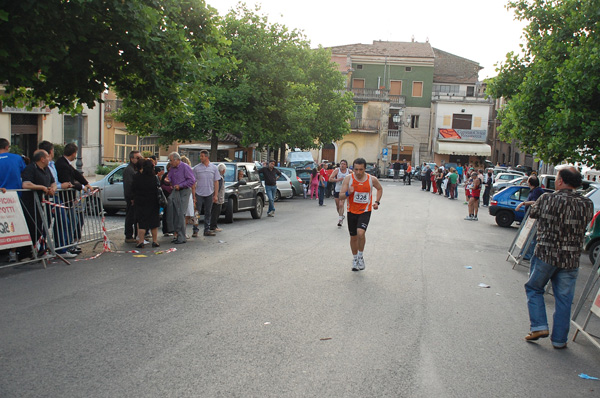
[372,177,383,210]
[338,175,352,200]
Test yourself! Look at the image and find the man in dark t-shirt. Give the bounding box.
[259,160,281,217]
[21,150,57,257]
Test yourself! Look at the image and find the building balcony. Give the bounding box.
[431,93,491,103]
[350,118,380,132]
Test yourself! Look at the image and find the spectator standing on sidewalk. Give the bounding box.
[420,162,428,190]
[447,168,458,200]
[132,159,161,248]
[209,163,227,233]
[464,171,481,221]
[123,150,142,243]
[482,169,494,207]
[405,161,412,185]
[192,150,220,237]
[393,159,402,182]
[524,167,593,348]
[259,160,281,217]
[165,152,195,244]
[21,150,57,259]
[0,139,26,262]
[55,143,93,256]
[160,164,173,236]
[318,164,328,206]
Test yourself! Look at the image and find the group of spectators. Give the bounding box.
[123,149,226,247]
[419,162,498,221]
[0,138,91,262]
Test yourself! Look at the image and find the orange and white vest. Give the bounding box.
[347,173,373,214]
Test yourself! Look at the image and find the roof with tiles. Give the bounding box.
[432,48,482,84]
[327,41,435,58]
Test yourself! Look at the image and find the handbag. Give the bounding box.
[157,188,168,208]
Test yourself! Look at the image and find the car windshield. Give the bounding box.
[224,164,236,183]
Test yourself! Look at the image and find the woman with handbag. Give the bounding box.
[132,159,161,248]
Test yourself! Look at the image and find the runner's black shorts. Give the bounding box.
[334,191,342,198]
[347,211,371,236]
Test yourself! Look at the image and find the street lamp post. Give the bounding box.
[392,110,410,162]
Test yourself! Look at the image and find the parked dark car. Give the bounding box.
[365,163,380,178]
[584,210,600,264]
[293,161,317,186]
[278,167,305,197]
[222,162,266,223]
[489,185,552,227]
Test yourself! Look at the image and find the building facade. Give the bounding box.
[0,100,103,176]
[329,41,435,168]
[430,48,492,169]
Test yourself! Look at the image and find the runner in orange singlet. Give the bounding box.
[339,158,383,271]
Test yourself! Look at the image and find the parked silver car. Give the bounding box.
[91,162,168,215]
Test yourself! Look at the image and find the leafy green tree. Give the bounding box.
[487,0,600,168]
[220,5,353,159]
[0,0,224,113]
[118,4,354,162]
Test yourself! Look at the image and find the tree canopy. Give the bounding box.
[487,0,600,168]
[0,0,225,113]
[117,4,354,154]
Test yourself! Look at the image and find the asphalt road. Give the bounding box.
[1,180,599,397]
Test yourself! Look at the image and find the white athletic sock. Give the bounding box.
[339,215,343,220]
[358,251,363,258]
[353,254,358,260]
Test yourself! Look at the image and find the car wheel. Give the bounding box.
[104,208,119,216]
[589,240,600,265]
[275,190,281,202]
[251,196,264,219]
[495,211,514,227]
[225,198,234,224]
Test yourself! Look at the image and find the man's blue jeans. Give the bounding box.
[525,255,579,346]
[318,183,325,205]
[265,185,276,213]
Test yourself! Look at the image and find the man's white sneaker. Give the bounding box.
[60,251,78,259]
[464,216,473,221]
[352,258,359,271]
[357,256,365,270]
[473,216,479,221]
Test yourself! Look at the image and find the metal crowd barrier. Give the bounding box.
[0,188,107,269]
[39,188,105,253]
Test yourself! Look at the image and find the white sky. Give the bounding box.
[209,0,528,79]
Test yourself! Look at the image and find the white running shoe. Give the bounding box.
[464,216,473,221]
[357,256,365,270]
[352,258,359,271]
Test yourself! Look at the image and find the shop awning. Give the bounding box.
[435,141,491,156]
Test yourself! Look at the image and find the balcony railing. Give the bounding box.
[350,118,380,131]
[104,99,123,113]
[351,88,389,101]
[431,92,491,103]
[387,129,400,138]
[389,95,406,106]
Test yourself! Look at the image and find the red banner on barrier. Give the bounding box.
[0,191,33,250]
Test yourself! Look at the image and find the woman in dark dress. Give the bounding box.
[133,159,160,248]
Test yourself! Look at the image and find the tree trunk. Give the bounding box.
[279,143,286,166]
[210,131,218,162]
